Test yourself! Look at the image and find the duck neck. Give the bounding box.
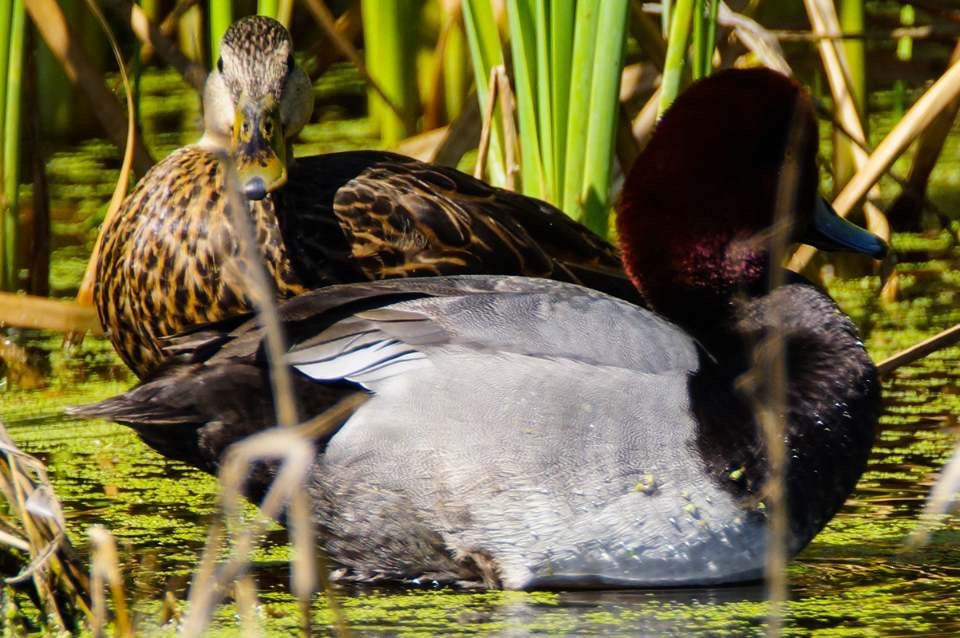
[687,278,880,549]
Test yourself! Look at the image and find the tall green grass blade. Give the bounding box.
[549,0,574,202]
[506,0,543,199]
[658,0,693,116]
[1,0,23,291]
[362,0,418,147]
[662,0,671,36]
[209,0,232,64]
[442,13,468,122]
[462,0,506,185]
[258,0,280,19]
[533,0,553,202]
[836,0,867,188]
[580,0,629,237]
[692,0,705,79]
[561,0,599,217]
[705,0,719,77]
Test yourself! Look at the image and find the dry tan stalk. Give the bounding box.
[788,58,960,272]
[0,420,92,631]
[235,575,262,637]
[496,68,519,191]
[0,292,102,334]
[88,527,132,638]
[475,66,502,180]
[876,323,960,377]
[631,85,661,152]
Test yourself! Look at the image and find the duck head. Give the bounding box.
[200,16,314,200]
[617,68,886,331]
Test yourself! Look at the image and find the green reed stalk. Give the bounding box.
[462,0,506,185]
[692,0,705,79]
[533,0,554,202]
[579,0,628,237]
[362,0,418,147]
[560,0,598,217]
[835,0,867,189]
[549,1,573,202]
[209,0,232,63]
[442,12,468,122]
[658,0,693,116]
[506,0,544,199]
[1,0,23,291]
[257,0,279,19]
[705,0,719,76]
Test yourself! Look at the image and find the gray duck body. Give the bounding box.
[77,274,878,588]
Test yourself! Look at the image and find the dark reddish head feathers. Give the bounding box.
[616,68,818,324]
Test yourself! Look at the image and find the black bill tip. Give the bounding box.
[244,176,267,201]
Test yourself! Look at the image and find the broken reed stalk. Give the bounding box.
[0,418,92,633]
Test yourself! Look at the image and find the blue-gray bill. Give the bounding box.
[803,197,888,259]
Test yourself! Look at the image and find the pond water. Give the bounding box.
[2,67,960,635]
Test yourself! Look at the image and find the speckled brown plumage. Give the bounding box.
[96,148,638,378]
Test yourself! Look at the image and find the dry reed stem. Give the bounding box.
[181,161,348,636]
[88,526,132,638]
[74,0,142,314]
[788,58,960,272]
[0,292,102,334]
[753,101,810,638]
[904,443,960,548]
[181,428,317,637]
[182,396,364,636]
[475,65,502,180]
[301,0,408,123]
[221,163,299,429]
[0,419,91,632]
[876,323,960,377]
[496,68,519,191]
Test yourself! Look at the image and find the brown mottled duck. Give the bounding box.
[94,16,637,378]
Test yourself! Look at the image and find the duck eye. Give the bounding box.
[286,54,295,73]
[217,57,224,73]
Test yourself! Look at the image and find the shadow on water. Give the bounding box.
[2,68,960,635]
